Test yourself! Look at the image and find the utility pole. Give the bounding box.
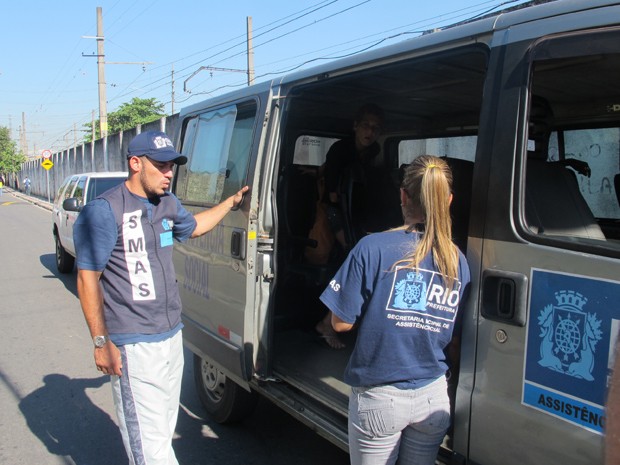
[92,110,96,143]
[185,17,256,94]
[247,16,255,86]
[96,6,108,138]
[21,112,27,155]
[171,64,175,115]
[83,8,152,141]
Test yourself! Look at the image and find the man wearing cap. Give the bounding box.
[74,130,248,465]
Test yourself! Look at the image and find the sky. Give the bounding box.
[1,0,533,157]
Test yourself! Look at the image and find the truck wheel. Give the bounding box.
[55,236,75,274]
[193,354,258,424]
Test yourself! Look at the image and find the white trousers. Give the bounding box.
[111,331,184,465]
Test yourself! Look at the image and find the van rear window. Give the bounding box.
[398,136,477,166]
[293,135,339,166]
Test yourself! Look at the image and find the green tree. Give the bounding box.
[0,126,27,175]
[83,97,166,142]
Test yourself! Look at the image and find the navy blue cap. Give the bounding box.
[127,131,187,165]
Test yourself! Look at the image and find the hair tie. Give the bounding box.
[427,163,438,170]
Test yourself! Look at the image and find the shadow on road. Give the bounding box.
[39,253,78,297]
[173,349,350,465]
[19,374,126,465]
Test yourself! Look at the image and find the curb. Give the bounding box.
[4,188,53,211]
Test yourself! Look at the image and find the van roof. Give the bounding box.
[180,0,619,119]
[281,0,619,85]
[178,0,620,134]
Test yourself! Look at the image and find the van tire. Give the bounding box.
[193,354,258,424]
[55,235,75,274]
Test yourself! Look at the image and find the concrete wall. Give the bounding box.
[18,114,179,201]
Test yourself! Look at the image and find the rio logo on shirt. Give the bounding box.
[387,267,460,323]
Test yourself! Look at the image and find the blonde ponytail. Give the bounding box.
[395,156,459,285]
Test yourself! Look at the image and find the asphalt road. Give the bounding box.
[0,190,349,465]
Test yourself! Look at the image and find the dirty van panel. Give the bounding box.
[466,26,620,465]
[172,99,262,395]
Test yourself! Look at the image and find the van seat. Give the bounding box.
[338,162,401,246]
[444,157,474,253]
[525,159,605,240]
[284,165,319,240]
[395,158,474,254]
[278,164,337,288]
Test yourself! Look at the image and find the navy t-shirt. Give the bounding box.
[320,229,470,388]
[74,191,197,345]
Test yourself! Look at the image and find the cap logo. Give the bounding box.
[153,135,173,149]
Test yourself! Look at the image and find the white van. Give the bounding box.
[171,1,620,463]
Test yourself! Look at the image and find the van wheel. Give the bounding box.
[55,236,75,274]
[193,354,258,424]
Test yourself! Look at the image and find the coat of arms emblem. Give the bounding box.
[537,290,602,381]
[393,271,427,311]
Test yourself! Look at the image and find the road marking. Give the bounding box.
[1,201,17,206]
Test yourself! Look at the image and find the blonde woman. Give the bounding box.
[320,155,470,465]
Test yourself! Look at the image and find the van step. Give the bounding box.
[252,380,349,452]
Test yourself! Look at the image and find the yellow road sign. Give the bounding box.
[41,159,54,170]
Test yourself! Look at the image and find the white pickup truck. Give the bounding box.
[52,172,127,273]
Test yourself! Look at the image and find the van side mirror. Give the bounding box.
[62,197,82,212]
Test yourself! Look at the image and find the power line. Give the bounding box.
[106,0,345,105]
[34,0,531,151]
[170,0,530,106]
[107,0,372,105]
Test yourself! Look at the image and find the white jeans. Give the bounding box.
[348,376,451,465]
[111,331,184,465]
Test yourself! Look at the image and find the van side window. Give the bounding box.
[524,28,620,252]
[293,135,339,166]
[560,129,620,221]
[176,102,257,205]
[398,136,477,166]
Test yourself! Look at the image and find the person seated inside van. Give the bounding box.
[305,104,385,263]
[307,103,384,348]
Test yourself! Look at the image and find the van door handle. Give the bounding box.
[231,229,246,260]
[481,270,528,326]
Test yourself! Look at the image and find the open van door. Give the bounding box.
[172,84,278,421]
[456,16,620,465]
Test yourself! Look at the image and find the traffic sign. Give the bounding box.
[41,159,54,170]
[42,149,52,160]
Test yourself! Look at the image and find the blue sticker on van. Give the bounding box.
[523,269,620,435]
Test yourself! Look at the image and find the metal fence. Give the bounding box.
[16,114,178,202]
